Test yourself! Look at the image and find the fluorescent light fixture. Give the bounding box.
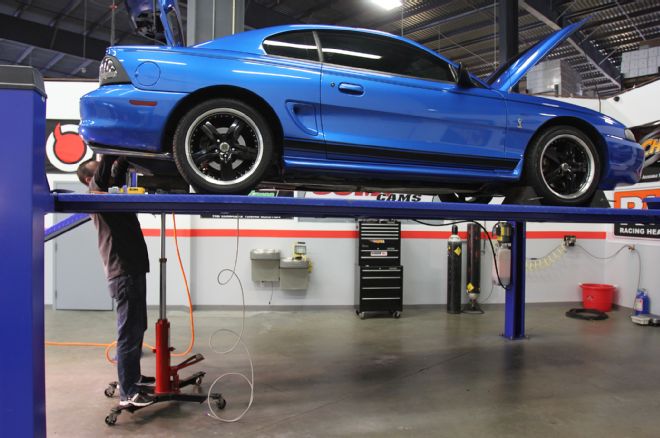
[370,0,402,11]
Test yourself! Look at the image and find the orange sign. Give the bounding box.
[613,188,660,209]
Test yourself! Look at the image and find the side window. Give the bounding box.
[317,31,455,83]
[263,31,319,62]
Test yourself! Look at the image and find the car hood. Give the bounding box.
[487,19,587,92]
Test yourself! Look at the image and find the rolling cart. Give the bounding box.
[355,220,403,319]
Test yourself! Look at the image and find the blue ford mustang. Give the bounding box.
[80,0,643,205]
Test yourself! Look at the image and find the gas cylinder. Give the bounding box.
[447,225,462,314]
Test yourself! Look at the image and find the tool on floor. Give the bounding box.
[565,308,608,321]
[104,213,226,426]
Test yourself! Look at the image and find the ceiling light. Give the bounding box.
[370,0,402,11]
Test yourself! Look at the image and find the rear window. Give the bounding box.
[263,31,319,62]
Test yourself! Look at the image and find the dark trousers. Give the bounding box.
[108,273,147,399]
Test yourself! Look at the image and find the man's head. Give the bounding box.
[77,159,98,187]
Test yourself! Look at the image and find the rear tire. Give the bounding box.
[524,125,601,206]
[172,98,274,194]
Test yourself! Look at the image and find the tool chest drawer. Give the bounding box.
[358,221,401,266]
[355,265,403,314]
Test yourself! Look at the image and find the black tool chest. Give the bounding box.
[355,220,403,318]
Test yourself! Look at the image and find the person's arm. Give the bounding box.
[90,155,117,192]
[110,157,129,188]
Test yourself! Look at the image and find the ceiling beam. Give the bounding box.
[456,19,660,71]
[0,14,109,61]
[70,59,94,75]
[48,0,83,28]
[13,0,33,18]
[520,0,621,89]
[41,53,65,73]
[15,46,34,64]
[294,0,334,21]
[403,3,496,37]
[244,2,301,28]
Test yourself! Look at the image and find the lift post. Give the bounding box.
[504,222,526,340]
[0,66,50,437]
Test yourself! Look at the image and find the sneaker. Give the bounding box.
[119,392,155,407]
[137,375,155,385]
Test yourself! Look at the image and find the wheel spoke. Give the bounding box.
[572,163,588,173]
[234,146,258,161]
[192,150,217,165]
[200,122,221,141]
[227,118,245,141]
[543,148,562,164]
[566,174,579,194]
[220,162,237,180]
[545,167,563,183]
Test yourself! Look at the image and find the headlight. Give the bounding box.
[99,56,130,86]
[625,128,636,142]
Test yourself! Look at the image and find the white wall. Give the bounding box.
[549,79,659,128]
[141,218,610,308]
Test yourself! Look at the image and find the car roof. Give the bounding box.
[195,24,458,68]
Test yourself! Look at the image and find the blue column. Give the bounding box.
[0,67,51,436]
[504,221,526,340]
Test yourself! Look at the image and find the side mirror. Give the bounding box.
[456,63,472,88]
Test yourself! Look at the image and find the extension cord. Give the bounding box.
[206,218,255,423]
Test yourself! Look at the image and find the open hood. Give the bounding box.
[124,0,184,46]
[159,0,185,46]
[487,18,587,92]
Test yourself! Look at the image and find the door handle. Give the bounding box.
[338,82,364,96]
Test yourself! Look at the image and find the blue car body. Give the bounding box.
[80,1,643,197]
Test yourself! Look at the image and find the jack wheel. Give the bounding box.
[104,385,116,398]
[105,413,117,426]
[217,397,227,410]
[392,311,401,319]
[358,312,366,320]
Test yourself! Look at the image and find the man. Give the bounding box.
[77,156,154,407]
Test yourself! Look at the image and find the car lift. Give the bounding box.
[3,67,660,436]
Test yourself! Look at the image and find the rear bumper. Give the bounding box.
[79,84,186,152]
[599,135,644,190]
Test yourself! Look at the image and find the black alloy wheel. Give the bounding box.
[525,126,600,206]
[173,98,274,194]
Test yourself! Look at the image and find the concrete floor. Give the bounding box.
[45,303,660,437]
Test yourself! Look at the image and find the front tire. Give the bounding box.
[172,98,274,194]
[525,126,601,206]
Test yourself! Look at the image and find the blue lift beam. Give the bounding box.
[4,66,660,435]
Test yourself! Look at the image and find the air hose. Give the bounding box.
[45,213,196,363]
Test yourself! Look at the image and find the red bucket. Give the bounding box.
[580,283,616,312]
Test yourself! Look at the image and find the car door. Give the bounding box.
[318,30,510,170]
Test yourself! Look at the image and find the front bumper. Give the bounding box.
[79,84,187,153]
[599,134,644,190]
